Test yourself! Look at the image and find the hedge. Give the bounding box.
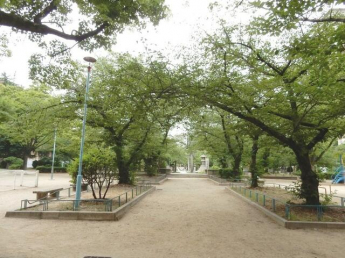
[36,166,67,173]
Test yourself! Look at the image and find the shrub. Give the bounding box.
[32,157,60,168]
[3,156,23,169]
[219,168,233,179]
[36,166,67,173]
[67,148,117,199]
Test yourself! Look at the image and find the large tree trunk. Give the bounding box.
[22,154,28,170]
[114,141,131,184]
[250,135,259,188]
[232,154,242,177]
[293,147,320,205]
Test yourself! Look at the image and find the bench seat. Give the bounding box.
[33,188,63,200]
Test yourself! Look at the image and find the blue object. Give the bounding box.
[332,155,345,184]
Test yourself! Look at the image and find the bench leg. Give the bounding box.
[37,193,47,200]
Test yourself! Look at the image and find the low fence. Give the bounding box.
[20,184,152,212]
[230,184,345,222]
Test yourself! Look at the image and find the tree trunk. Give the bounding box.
[293,148,320,205]
[22,154,28,170]
[232,155,242,177]
[114,141,131,184]
[250,135,259,188]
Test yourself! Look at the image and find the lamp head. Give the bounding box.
[83,57,97,63]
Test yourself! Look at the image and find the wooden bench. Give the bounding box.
[33,188,63,200]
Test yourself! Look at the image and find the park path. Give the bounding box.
[1,178,344,258]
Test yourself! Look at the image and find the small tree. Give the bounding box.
[68,148,117,199]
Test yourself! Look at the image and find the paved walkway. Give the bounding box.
[1,178,344,257]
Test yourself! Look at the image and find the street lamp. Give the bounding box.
[75,56,97,209]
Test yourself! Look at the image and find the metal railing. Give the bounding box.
[229,183,345,222]
[20,184,152,212]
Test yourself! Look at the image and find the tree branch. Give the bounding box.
[34,0,59,24]
[0,10,109,42]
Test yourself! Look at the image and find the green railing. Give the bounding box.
[20,184,152,212]
[230,184,345,222]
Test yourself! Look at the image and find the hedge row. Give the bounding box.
[36,166,67,173]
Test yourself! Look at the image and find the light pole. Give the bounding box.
[75,56,97,209]
[50,127,57,180]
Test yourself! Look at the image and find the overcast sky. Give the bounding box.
[0,0,244,87]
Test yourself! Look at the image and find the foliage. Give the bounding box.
[0,83,61,169]
[219,168,234,179]
[3,156,23,169]
[32,157,61,168]
[0,0,167,52]
[67,147,117,199]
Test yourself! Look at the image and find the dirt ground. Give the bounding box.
[1,175,345,258]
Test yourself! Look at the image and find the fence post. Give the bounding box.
[136,186,138,196]
[126,192,128,203]
[249,190,252,198]
[317,206,323,221]
[285,204,290,219]
[263,195,266,206]
[118,196,121,207]
[272,199,276,212]
[132,189,134,199]
[341,197,344,207]
[255,193,258,202]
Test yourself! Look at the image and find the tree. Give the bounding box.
[61,53,184,184]
[181,17,345,204]
[0,0,167,51]
[0,84,60,169]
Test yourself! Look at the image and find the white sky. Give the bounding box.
[0,0,244,87]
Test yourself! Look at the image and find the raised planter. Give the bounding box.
[6,186,156,221]
[70,184,88,191]
[262,176,298,180]
[225,187,345,229]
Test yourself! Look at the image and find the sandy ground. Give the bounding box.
[1,174,345,257]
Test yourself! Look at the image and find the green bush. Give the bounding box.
[32,157,60,168]
[67,148,117,199]
[219,168,233,179]
[36,166,67,173]
[317,172,334,181]
[3,156,23,169]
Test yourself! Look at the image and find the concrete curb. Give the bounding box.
[167,174,208,178]
[208,178,230,186]
[150,177,168,185]
[5,186,156,221]
[225,187,345,229]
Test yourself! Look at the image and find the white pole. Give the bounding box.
[51,128,57,180]
[35,171,39,187]
[13,172,17,190]
[20,170,24,186]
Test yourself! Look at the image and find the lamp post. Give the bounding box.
[50,127,57,180]
[75,56,97,209]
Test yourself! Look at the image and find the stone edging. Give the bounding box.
[208,178,230,186]
[225,187,345,229]
[150,177,168,185]
[5,186,156,221]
